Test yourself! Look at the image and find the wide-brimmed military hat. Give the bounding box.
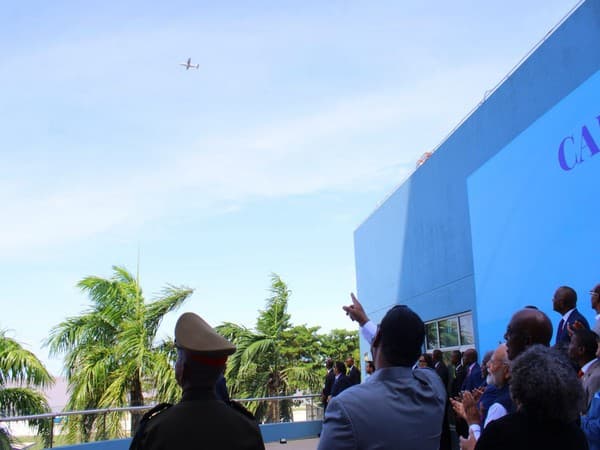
[174,312,236,357]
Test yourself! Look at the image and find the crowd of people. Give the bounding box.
[321,357,363,410]
[317,284,600,450]
[128,282,600,450]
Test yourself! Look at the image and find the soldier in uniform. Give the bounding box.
[131,312,265,450]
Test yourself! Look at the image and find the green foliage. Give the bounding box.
[45,265,193,442]
[0,429,10,450]
[0,330,54,447]
[0,331,54,389]
[318,328,360,363]
[216,274,359,423]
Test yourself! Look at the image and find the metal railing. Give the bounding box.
[0,394,322,448]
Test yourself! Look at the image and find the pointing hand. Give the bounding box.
[342,293,369,326]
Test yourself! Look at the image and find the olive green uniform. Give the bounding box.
[136,388,265,450]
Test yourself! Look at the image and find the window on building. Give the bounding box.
[424,312,474,357]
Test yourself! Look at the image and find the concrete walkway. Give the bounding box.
[266,438,319,450]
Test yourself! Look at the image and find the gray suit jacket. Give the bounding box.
[583,358,600,411]
[318,366,446,450]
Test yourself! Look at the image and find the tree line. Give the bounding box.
[0,267,358,446]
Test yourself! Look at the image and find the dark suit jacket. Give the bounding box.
[330,373,352,397]
[451,363,466,397]
[137,387,265,450]
[434,361,449,390]
[347,365,361,385]
[461,363,484,392]
[556,308,590,347]
[322,369,335,408]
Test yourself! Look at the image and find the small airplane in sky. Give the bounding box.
[180,58,199,70]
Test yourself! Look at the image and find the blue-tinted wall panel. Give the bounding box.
[354,0,600,357]
[469,69,600,354]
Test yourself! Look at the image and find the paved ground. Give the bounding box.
[266,438,319,450]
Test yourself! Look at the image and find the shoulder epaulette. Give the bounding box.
[129,403,173,450]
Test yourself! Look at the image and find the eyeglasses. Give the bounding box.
[590,291,600,297]
[487,358,509,367]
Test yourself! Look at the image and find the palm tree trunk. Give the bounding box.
[267,372,281,423]
[130,375,144,435]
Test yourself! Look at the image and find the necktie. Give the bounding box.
[557,319,565,341]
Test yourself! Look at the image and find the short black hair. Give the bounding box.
[572,328,599,359]
[334,361,346,373]
[378,305,424,367]
[559,285,578,309]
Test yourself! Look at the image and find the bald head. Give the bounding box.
[504,308,553,360]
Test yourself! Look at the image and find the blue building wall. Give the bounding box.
[354,0,600,357]
[468,69,600,356]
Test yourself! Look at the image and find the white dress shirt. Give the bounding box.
[360,320,377,344]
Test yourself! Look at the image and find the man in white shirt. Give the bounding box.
[452,343,512,444]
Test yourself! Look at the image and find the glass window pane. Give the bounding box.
[425,322,439,350]
[438,318,459,347]
[459,315,474,345]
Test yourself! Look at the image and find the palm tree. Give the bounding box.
[45,266,193,442]
[216,274,320,423]
[0,330,54,449]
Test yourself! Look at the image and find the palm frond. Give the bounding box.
[0,387,49,417]
[143,341,179,403]
[0,331,54,388]
[45,314,114,358]
[240,338,276,368]
[144,285,193,336]
[280,366,320,392]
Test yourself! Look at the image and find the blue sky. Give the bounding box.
[1,0,579,375]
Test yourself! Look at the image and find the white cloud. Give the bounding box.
[0,56,498,255]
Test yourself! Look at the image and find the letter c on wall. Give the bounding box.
[558,135,576,171]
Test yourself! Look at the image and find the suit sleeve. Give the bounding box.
[586,375,600,410]
[572,311,590,329]
[317,397,356,450]
[323,373,334,397]
[582,393,600,447]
